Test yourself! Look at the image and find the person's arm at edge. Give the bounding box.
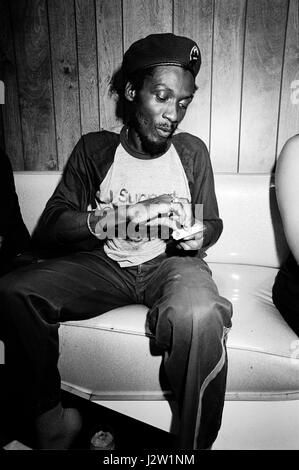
[275,134,299,265]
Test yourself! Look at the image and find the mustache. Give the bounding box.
[156,123,176,132]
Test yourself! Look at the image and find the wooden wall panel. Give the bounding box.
[0,0,23,169]
[210,0,246,172]
[174,0,214,150]
[123,0,172,47]
[1,0,298,173]
[239,0,288,173]
[96,0,123,131]
[48,0,81,169]
[277,0,299,156]
[76,0,99,135]
[10,0,57,170]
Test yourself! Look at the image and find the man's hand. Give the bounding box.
[128,195,192,230]
[177,224,206,251]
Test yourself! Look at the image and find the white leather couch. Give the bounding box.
[14,172,299,450]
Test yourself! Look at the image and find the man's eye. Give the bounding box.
[179,102,189,110]
[156,95,168,102]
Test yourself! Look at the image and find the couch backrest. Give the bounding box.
[206,174,288,268]
[14,172,289,269]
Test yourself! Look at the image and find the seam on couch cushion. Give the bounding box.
[227,344,299,360]
[225,391,299,401]
[60,322,153,337]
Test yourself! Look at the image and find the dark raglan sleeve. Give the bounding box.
[191,137,223,252]
[32,136,100,254]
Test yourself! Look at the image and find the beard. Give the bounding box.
[129,111,170,156]
[138,131,168,156]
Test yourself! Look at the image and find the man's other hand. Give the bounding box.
[127,195,192,229]
[177,225,206,251]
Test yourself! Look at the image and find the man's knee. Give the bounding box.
[149,257,232,347]
[172,286,231,328]
[163,259,232,328]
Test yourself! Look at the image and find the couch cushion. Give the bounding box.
[212,263,299,399]
[58,262,299,401]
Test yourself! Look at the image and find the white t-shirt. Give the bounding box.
[97,142,191,267]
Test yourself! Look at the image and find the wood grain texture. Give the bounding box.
[48,0,81,169]
[122,0,172,126]
[0,0,23,169]
[174,0,214,149]
[239,0,289,173]
[210,0,246,172]
[10,0,57,170]
[2,0,298,174]
[277,0,299,156]
[96,0,123,130]
[75,0,99,134]
[123,0,172,47]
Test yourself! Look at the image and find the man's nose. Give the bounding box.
[163,102,178,123]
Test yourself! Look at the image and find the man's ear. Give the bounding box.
[124,82,136,102]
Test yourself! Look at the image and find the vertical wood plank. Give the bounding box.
[123,0,172,47]
[277,0,299,156]
[122,0,172,127]
[48,0,81,169]
[75,0,99,134]
[10,0,57,170]
[174,0,214,148]
[96,0,123,131]
[0,0,23,169]
[239,0,289,173]
[210,0,246,173]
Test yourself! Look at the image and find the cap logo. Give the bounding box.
[189,45,199,63]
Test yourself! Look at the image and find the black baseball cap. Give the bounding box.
[122,33,201,78]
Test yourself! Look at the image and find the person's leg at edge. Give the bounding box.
[144,255,233,450]
[0,249,136,449]
[272,272,299,336]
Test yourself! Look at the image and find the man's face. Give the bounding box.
[128,65,195,155]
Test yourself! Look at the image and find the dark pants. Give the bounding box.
[0,249,232,449]
[272,271,299,337]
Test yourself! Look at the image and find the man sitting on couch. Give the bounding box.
[0,33,232,450]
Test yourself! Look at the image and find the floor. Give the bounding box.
[1,390,176,451]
